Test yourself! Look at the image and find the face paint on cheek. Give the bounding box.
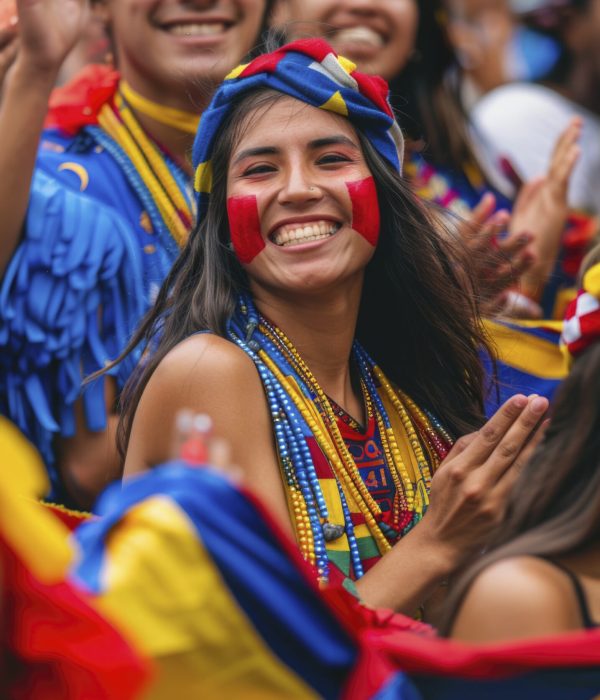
[226,195,266,264]
[346,177,380,247]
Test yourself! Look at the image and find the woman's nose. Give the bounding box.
[277,166,323,205]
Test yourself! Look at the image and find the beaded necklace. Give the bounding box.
[227,294,453,583]
[96,86,195,249]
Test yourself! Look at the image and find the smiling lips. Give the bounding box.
[332,26,385,50]
[271,221,342,248]
[164,22,229,37]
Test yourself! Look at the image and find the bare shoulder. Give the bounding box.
[125,334,270,473]
[153,333,260,392]
[450,556,583,643]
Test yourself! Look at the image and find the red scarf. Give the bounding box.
[45,64,120,135]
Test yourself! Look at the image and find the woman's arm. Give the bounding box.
[0,0,88,275]
[509,118,582,302]
[131,341,550,611]
[355,394,548,614]
[124,334,294,533]
[127,341,549,613]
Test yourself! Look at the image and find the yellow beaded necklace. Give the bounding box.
[229,297,453,581]
[97,87,195,248]
[259,318,444,556]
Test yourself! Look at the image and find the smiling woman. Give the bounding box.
[107,40,550,617]
[225,99,379,288]
[278,0,418,80]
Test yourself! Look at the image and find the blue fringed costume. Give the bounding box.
[0,66,192,501]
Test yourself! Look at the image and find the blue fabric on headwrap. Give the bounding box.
[192,38,404,220]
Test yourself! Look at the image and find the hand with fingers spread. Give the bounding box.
[456,192,536,316]
[422,394,549,565]
[15,0,89,75]
[354,393,549,614]
[509,117,582,301]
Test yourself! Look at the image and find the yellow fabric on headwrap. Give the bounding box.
[583,261,600,298]
[194,161,213,194]
[320,91,349,116]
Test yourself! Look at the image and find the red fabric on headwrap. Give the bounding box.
[562,262,600,360]
[239,51,287,79]
[45,65,120,136]
[351,73,394,119]
[238,39,346,81]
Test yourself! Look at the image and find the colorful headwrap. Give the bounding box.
[192,38,404,220]
[561,262,600,361]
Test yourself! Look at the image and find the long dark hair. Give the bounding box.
[390,0,482,174]
[109,87,492,459]
[440,342,600,635]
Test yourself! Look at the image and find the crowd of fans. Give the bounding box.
[1,0,600,697]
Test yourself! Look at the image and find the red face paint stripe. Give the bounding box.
[346,177,380,247]
[227,195,265,265]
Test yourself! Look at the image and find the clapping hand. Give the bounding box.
[422,394,549,565]
[509,117,582,301]
[456,192,535,317]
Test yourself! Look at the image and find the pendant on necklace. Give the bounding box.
[322,522,345,542]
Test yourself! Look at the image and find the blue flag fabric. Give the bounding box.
[69,464,600,699]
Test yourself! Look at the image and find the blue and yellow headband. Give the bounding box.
[192,38,405,220]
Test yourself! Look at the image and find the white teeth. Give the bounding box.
[333,26,385,48]
[271,221,340,247]
[167,22,226,36]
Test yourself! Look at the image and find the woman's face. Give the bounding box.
[226,97,379,297]
[103,0,266,106]
[280,0,418,80]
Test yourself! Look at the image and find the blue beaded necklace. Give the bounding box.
[227,293,448,583]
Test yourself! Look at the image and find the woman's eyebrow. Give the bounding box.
[308,135,360,150]
[233,135,359,165]
[233,146,280,165]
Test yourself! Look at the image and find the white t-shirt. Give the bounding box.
[472,82,600,214]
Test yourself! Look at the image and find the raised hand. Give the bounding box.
[15,0,89,73]
[422,394,548,565]
[509,117,582,301]
[456,192,534,316]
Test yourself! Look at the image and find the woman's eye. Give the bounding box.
[243,164,276,176]
[317,154,352,165]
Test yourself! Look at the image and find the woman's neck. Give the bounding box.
[252,281,364,419]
